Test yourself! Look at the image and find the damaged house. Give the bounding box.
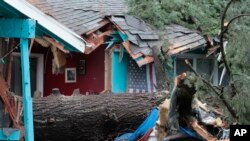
[19,0,221,97]
[165,24,220,85]
[0,0,229,140]
[12,0,160,96]
[4,0,222,98]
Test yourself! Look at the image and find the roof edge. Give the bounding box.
[4,0,86,53]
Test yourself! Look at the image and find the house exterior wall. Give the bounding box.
[174,53,218,85]
[32,45,105,96]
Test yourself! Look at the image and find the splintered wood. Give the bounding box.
[190,120,217,141]
[0,76,21,128]
[51,46,66,74]
[156,98,170,141]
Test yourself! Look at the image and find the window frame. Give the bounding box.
[174,53,218,85]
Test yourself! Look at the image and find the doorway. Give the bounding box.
[10,53,44,97]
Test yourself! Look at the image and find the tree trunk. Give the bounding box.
[33,94,158,141]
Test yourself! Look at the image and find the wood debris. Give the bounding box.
[153,73,230,141]
[156,99,170,141]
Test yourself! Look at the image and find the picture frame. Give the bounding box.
[77,60,86,75]
[65,68,77,83]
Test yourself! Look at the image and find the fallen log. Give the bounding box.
[33,93,158,141]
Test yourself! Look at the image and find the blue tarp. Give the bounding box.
[115,107,159,141]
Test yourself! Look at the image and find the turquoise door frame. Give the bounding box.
[0,19,35,141]
[112,50,129,94]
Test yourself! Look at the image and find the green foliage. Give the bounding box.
[127,0,250,36]
[128,0,224,35]
[128,0,250,124]
[226,31,250,124]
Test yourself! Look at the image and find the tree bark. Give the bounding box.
[33,94,158,141]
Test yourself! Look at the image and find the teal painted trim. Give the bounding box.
[20,38,34,141]
[117,31,128,41]
[0,19,36,38]
[112,51,128,94]
[0,2,23,18]
[135,56,143,62]
[37,26,81,52]
[0,129,20,140]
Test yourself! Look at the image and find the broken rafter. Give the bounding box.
[137,56,154,67]
[122,41,143,59]
[86,20,110,35]
[43,36,69,53]
[122,41,154,67]
[109,19,145,59]
[85,30,112,54]
[34,36,51,47]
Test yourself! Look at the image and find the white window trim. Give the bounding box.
[12,52,44,97]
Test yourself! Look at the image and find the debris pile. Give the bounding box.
[153,73,230,141]
[116,73,230,141]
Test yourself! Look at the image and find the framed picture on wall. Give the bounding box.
[77,60,86,75]
[65,68,77,83]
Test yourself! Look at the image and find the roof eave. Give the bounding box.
[3,0,86,53]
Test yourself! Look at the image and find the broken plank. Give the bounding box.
[34,36,51,47]
[137,56,154,67]
[86,20,110,35]
[190,119,217,141]
[85,30,112,54]
[43,36,69,53]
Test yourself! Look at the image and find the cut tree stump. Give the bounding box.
[33,93,158,141]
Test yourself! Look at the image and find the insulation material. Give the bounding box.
[51,46,66,74]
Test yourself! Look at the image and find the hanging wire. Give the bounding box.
[0,43,20,64]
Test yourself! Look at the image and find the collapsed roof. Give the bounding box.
[28,0,128,35]
[165,25,207,56]
[28,0,207,66]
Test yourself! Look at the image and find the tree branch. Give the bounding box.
[219,1,249,98]
[185,59,238,120]
[223,14,250,33]
[221,13,250,98]
[219,0,232,76]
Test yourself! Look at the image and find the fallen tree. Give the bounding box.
[33,93,159,141]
